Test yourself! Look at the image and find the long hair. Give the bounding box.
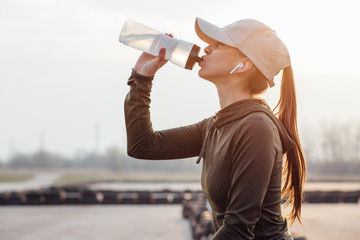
[248,66,306,225]
[273,66,306,225]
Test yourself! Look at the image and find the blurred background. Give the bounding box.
[1,0,359,239]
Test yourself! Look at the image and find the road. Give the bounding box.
[285,203,360,240]
[0,205,191,240]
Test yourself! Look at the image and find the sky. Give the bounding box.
[1,0,360,161]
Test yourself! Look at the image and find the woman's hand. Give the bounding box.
[133,33,173,77]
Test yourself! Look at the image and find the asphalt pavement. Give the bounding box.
[0,205,192,240]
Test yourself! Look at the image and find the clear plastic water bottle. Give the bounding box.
[119,19,201,70]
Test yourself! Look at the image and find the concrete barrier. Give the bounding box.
[99,190,118,204]
[343,191,360,203]
[81,189,98,204]
[1,186,359,206]
[0,193,5,204]
[117,192,138,204]
[43,187,61,204]
[304,190,360,204]
[6,191,23,205]
[304,191,323,203]
[25,190,44,205]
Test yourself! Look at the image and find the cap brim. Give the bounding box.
[195,17,236,47]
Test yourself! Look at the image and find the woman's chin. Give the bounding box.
[198,71,214,83]
[198,68,207,79]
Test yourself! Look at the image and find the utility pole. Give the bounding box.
[40,131,45,152]
[38,130,45,166]
[8,139,14,161]
[95,122,100,154]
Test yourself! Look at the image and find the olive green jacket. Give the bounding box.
[125,71,295,240]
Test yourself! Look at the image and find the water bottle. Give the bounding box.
[119,19,201,70]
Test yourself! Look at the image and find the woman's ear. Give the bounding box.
[235,59,253,74]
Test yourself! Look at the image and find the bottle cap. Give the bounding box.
[185,44,201,70]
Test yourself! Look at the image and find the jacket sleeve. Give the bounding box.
[124,71,204,160]
[212,115,279,240]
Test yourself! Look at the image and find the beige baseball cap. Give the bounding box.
[195,17,291,87]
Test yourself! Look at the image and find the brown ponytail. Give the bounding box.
[246,64,306,224]
[274,66,306,225]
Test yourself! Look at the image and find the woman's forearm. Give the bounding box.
[124,71,204,160]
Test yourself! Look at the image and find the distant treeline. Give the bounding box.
[307,160,360,178]
[2,147,200,173]
[1,147,360,177]
[1,121,360,177]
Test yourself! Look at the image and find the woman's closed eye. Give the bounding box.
[214,42,225,48]
[204,42,227,54]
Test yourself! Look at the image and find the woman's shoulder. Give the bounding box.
[240,111,277,129]
[233,112,279,140]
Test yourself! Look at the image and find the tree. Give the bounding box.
[322,121,360,162]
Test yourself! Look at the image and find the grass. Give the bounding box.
[0,174,34,183]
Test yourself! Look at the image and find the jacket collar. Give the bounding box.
[213,98,295,154]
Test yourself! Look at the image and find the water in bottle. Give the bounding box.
[119,19,201,70]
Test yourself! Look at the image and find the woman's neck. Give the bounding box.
[215,82,253,109]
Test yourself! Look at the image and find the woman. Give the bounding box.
[124,17,306,239]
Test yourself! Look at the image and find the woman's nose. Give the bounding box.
[204,45,212,55]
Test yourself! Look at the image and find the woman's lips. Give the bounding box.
[198,56,205,67]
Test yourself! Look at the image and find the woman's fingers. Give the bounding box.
[158,48,166,61]
[157,48,168,68]
[165,33,174,38]
[133,34,173,76]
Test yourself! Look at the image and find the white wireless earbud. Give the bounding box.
[230,63,244,74]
